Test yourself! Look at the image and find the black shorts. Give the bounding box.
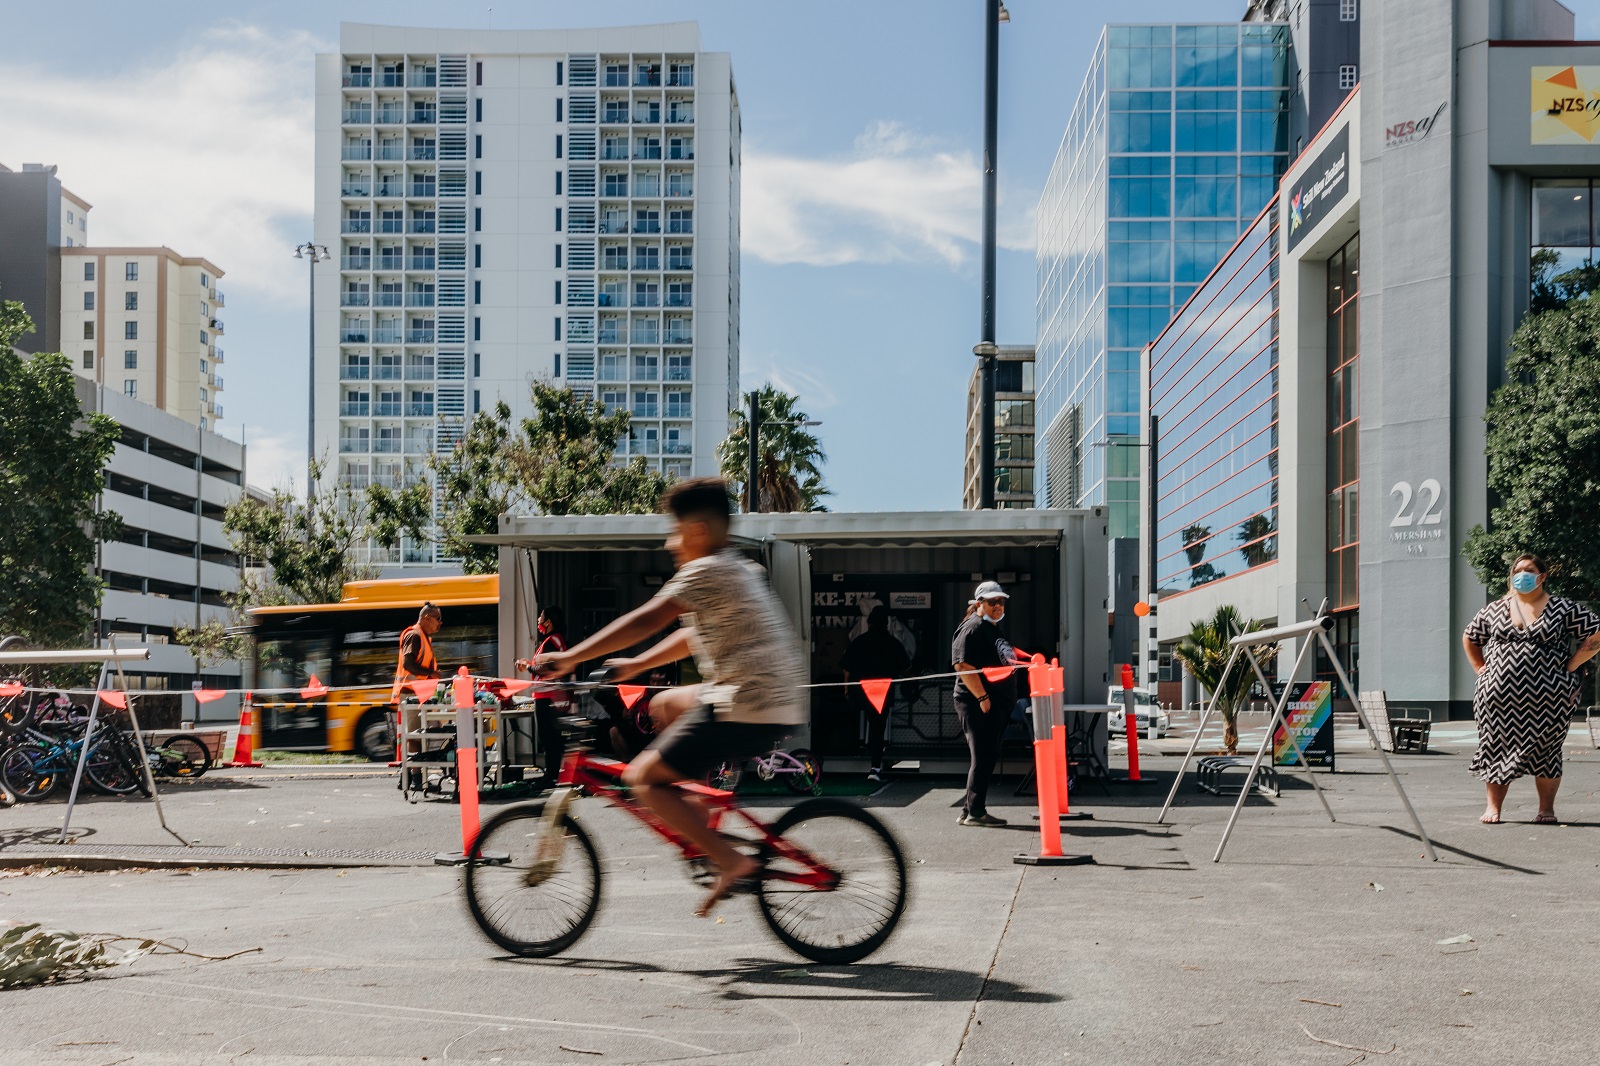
[649,704,790,779]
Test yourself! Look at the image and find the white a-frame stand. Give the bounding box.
[1156,613,1437,864]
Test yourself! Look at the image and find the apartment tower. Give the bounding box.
[315,22,740,566]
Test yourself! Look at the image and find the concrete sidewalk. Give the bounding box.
[2,741,1598,1064]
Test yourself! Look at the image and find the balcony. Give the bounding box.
[375,329,403,343]
[632,329,660,345]
[340,401,370,416]
[668,256,693,270]
[666,185,693,199]
[341,474,370,490]
[374,363,403,380]
[604,71,628,87]
[409,182,436,198]
[340,329,370,343]
[376,291,403,307]
[373,438,401,453]
[633,259,660,272]
[406,402,435,417]
[664,440,692,455]
[634,148,663,161]
[376,144,404,161]
[344,72,373,87]
[665,403,692,419]
[667,220,693,234]
[374,401,402,417]
[342,255,372,271]
[408,71,437,88]
[635,71,662,87]
[629,437,660,454]
[409,109,437,124]
[633,110,662,125]
[633,219,662,234]
[342,145,373,161]
[377,255,404,270]
[406,257,436,271]
[597,293,623,307]
[603,111,629,124]
[342,109,372,124]
[598,329,625,344]
[410,146,437,161]
[406,292,435,307]
[214,348,224,363]
[666,365,691,382]
[341,184,372,197]
[666,293,691,307]
[376,182,404,197]
[213,290,225,307]
[404,437,432,454]
[633,293,660,308]
[601,147,630,161]
[406,329,435,344]
[340,362,370,380]
[342,292,371,307]
[668,147,694,161]
[665,330,693,344]
[376,106,404,124]
[668,70,694,87]
[410,219,436,234]
[667,111,694,125]
[379,72,404,88]
[599,220,629,234]
[342,219,372,234]
[377,218,405,234]
[633,181,662,197]
[339,436,370,453]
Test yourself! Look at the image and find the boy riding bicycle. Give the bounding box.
[528,477,808,916]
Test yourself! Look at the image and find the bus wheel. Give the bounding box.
[356,710,394,762]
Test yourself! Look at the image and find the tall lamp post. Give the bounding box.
[745,389,821,514]
[294,241,331,495]
[975,0,1009,509]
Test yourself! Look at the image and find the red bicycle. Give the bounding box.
[463,675,908,964]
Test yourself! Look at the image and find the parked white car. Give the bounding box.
[1105,687,1170,737]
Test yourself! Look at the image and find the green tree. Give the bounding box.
[1172,605,1277,754]
[1464,264,1600,600]
[0,299,121,647]
[223,458,378,606]
[368,383,669,571]
[1182,524,1221,587]
[717,384,829,512]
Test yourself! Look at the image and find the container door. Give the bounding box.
[764,539,813,747]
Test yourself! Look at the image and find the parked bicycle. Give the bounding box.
[708,745,823,795]
[463,672,908,964]
[0,695,171,801]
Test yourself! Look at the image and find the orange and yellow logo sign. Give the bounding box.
[1532,66,1600,144]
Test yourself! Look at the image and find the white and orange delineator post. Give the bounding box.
[436,666,484,865]
[1015,655,1092,866]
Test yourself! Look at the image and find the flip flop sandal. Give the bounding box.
[1532,812,1558,824]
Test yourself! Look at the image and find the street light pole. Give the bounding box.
[977,0,1006,509]
[294,241,330,495]
[747,389,763,514]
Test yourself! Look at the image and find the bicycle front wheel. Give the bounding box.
[85,733,143,796]
[463,802,602,958]
[156,735,212,778]
[758,798,908,964]
[0,744,58,801]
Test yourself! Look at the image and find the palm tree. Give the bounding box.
[1238,512,1277,568]
[1172,604,1277,754]
[1182,524,1221,587]
[717,384,829,512]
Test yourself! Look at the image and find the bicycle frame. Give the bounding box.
[495,747,839,892]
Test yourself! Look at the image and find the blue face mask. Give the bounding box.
[1511,571,1539,594]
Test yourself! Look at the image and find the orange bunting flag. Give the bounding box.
[860,678,893,714]
[98,690,128,709]
[618,684,647,710]
[407,679,441,701]
[0,681,23,698]
[981,666,1015,684]
[301,676,328,700]
[193,689,227,704]
[497,678,534,696]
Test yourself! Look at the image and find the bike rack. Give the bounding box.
[0,643,184,847]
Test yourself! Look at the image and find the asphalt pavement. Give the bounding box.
[3,725,1599,1065]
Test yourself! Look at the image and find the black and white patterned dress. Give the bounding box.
[1465,596,1600,783]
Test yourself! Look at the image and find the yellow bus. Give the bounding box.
[249,574,499,759]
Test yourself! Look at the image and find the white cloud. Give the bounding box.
[743,121,1035,268]
[237,423,305,494]
[0,23,322,304]
[739,351,840,411]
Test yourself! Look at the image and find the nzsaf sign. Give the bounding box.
[1286,125,1350,252]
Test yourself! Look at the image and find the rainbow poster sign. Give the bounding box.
[1273,681,1335,769]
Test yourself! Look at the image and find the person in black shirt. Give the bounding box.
[951,581,1017,826]
[841,605,913,782]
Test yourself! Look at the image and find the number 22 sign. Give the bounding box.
[1390,479,1444,527]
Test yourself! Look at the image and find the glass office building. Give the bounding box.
[1036,23,1291,535]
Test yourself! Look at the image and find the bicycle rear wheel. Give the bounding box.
[85,732,144,796]
[784,748,823,795]
[463,802,602,958]
[758,798,908,964]
[156,735,212,778]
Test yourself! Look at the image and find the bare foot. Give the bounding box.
[1479,810,1501,824]
[695,853,760,918]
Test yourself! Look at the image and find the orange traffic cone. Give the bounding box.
[229,695,264,768]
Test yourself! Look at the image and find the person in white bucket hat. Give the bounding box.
[950,580,1017,826]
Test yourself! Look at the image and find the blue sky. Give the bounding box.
[5,1,1598,511]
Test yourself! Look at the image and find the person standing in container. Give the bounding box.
[1463,553,1600,824]
[951,580,1018,827]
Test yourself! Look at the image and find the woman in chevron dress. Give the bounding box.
[1462,554,1600,824]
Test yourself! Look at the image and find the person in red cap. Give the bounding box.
[951,580,1016,826]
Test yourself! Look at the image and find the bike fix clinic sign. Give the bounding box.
[1532,66,1600,144]
[1286,125,1350,252]
[1273,681,1335,769]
